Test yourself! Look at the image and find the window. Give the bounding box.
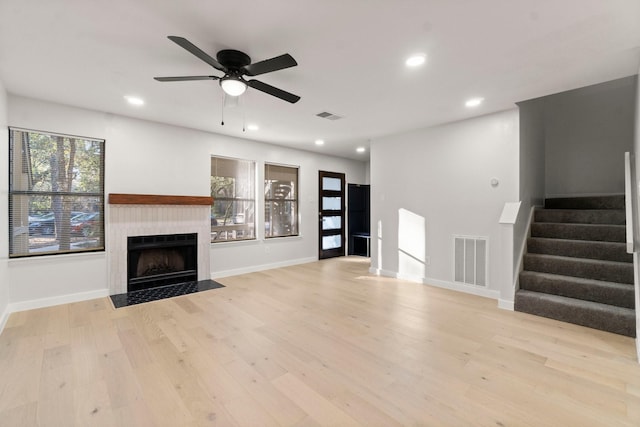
[265,163,299,238]
[211,156,256,242]
[9,128,105,257]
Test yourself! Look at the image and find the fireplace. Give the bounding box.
[127,233,197,292]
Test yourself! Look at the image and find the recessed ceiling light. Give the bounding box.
[247,124,259,131]
[465,97,484,108]
[315,139,325,146]
[356,147,366,153]
[405,54,426,67]
[124,95,144,106]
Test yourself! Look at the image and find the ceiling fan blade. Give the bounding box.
[247,79,300,103]
[167,36,226,72]
[154,75,219,82]
[243,54,297,76]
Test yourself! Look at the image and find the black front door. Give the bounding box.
[318,170,345,259]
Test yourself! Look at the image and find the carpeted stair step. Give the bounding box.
[514,290,635,337]
[534,209,625,225]
[516,194,635,337]
[519,271,635,309]
[527,237,632,263]
[544,195,625,210]
[523,253,633,284]
[530,222,625,242]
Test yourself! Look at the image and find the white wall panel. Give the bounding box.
[370,109,519,295]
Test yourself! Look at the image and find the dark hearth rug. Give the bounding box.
[110,279,225,308]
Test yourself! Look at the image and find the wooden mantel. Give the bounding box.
[108,193,212,206]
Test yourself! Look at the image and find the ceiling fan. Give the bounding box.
[154,36,300,104]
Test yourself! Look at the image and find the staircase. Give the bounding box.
[514,195,636,337]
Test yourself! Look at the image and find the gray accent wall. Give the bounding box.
[542,76,636,197]
[517,97,545,208]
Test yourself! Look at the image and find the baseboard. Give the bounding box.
[498,299,515,310]
[397,272,426,284]
[424,277,500,299]
[370,267,411,280]
[8,288,110,314]
[372,268,425,284]
[0,304,10,335]
[211,256,317,279]
[370,268,500,300]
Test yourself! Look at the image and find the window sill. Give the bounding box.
[210,235,303,248]
[8,250,106,263]
[210,238,259,248]
[265,235,302,241]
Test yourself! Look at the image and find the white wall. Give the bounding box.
[5,95,367,307]
[0,79,9,330]
[206,135,367,277]
[370,109,519,298]
[544,76,636,197]
[633,70,640,361]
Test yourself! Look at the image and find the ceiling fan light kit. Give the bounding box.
[154,36,300,103]
[220,77,247,96]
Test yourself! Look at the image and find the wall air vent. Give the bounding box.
[316,111,343,120]
[453,235,488,286]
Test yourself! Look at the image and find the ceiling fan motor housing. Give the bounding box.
[217,49,251,70]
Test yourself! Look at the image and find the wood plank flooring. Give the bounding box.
[0,256,639,426]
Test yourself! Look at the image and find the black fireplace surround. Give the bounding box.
[127,233,197,292]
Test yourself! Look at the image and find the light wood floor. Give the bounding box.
[1,257,639,426]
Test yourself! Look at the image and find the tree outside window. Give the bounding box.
[210,156,256,242]
[9,128,105,257]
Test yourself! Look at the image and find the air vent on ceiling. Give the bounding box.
[316,111,343,121]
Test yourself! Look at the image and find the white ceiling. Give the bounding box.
[1,1,639,160]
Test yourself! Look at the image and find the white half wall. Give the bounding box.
[370,109,519,298]
[4,95,367,312]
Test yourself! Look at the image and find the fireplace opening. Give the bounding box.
[127,233,197,292]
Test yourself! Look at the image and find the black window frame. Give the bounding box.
[264,163,299,239]
[8,127,105,258]
[210,155,257,243]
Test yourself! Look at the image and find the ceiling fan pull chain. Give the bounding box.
[242,95,246,132]
[221,92,225,126]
